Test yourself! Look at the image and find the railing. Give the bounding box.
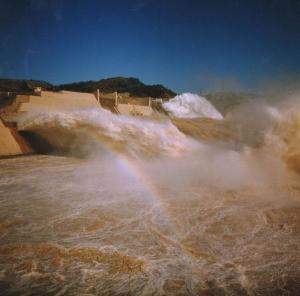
[94,89,167,108]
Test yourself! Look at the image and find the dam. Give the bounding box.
[0,118,32,157]
[0,89,161,121]
[0,89,164,157]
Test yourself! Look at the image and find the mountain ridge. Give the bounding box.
[0,77,176,98]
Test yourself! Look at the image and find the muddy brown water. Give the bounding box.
[0,152,300,295]
[1,105,300,295]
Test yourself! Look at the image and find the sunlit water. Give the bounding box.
[1,101,300,295]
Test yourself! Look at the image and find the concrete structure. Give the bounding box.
[96,89,100,103]
[18,91,100,112]
[0,118,32,157]
[0,90,168,156]
[1,88,169,121]
[0,91,101,122]
[34,87,42,95]
[0,90,168,122]
[0,91,101,157]
[98,91,160,117]
[117,104,153,116]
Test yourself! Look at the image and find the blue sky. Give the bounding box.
[0,0,299,93]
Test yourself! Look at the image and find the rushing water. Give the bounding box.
[1,97,300,295]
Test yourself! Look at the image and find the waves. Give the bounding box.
[163,93,223,120]
[270,100,300,174]
[18,108,196,158]
[3,93,300,295]
[16,91,300,178]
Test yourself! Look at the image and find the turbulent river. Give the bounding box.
[1,95,300,295]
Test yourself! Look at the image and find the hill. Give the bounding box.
[57,77,176,98]
[0,79,54,92]
[0,77,176,98]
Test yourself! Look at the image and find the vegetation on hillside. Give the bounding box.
[57,77,176,98]
[0,77,176,98]
[0,79,54,92]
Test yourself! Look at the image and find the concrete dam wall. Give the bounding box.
[0,119,32,157]
[18,91,100,112]
[0,90,161,157]
[0,91,101,157]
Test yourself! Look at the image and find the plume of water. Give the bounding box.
[163,93,223,120]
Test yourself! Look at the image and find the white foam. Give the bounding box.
[163,93,223,120]
[19,108,197,158]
